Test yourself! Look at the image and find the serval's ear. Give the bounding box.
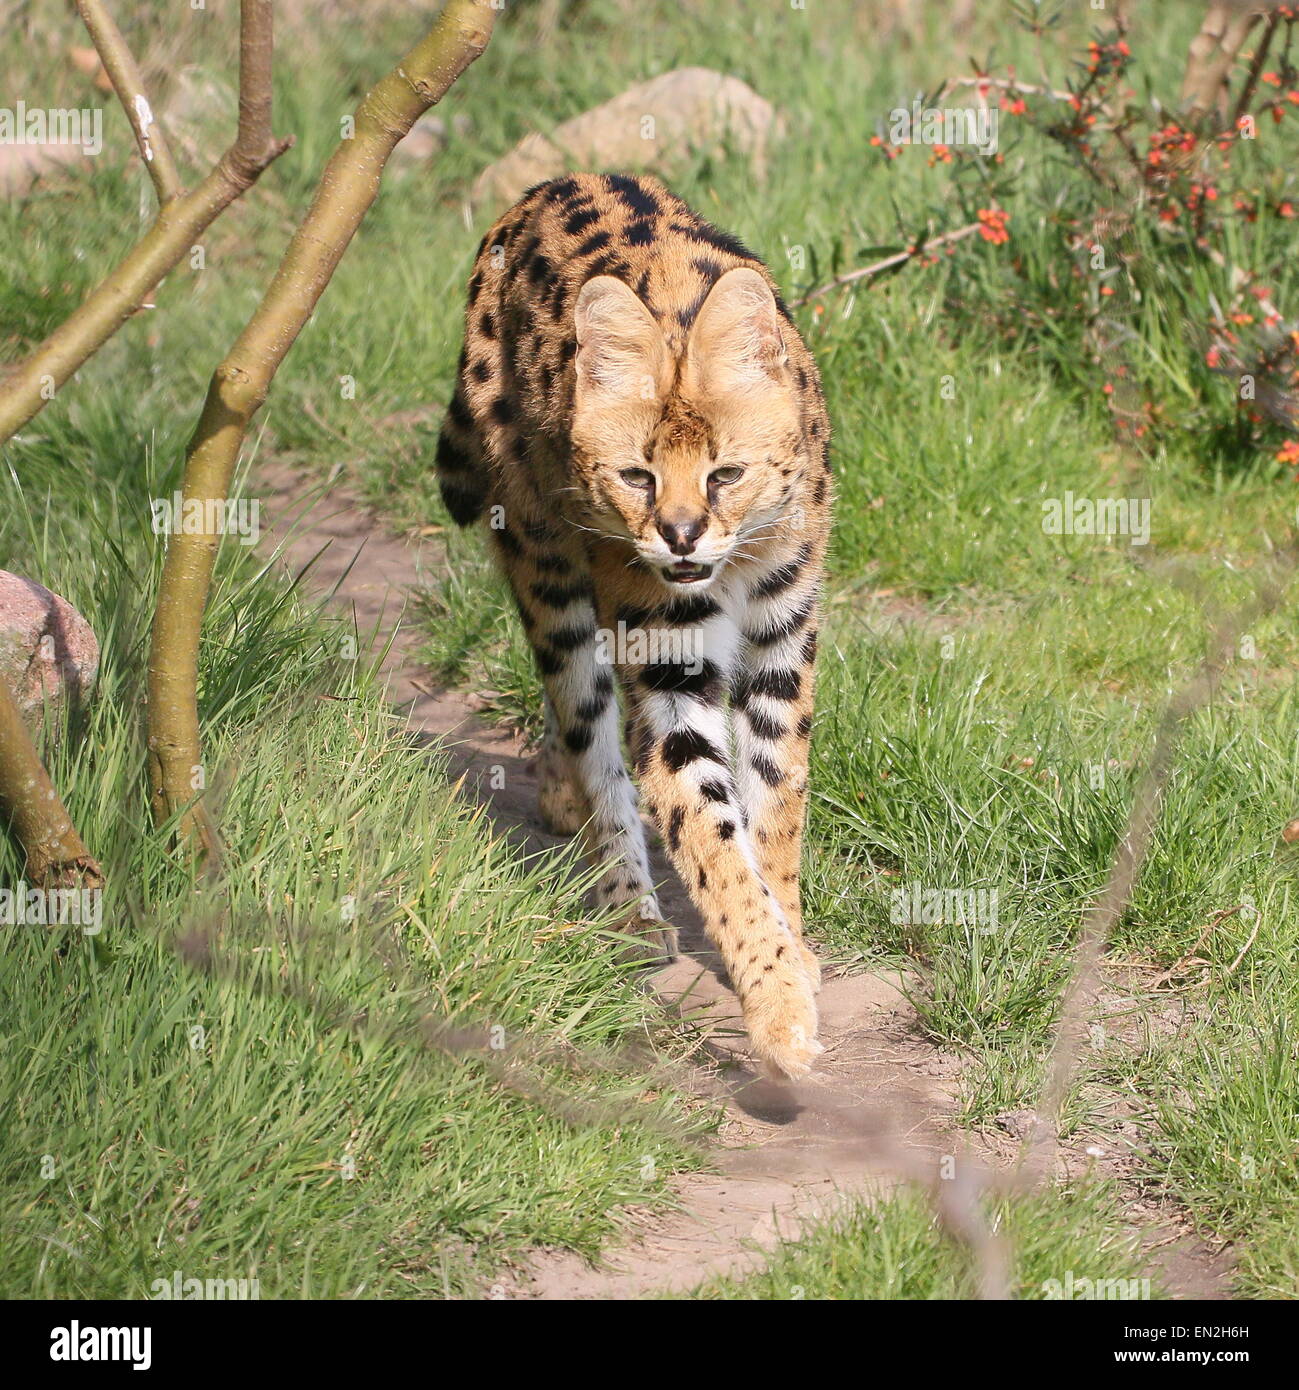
[573,276,669,406]
[683,267,789,397]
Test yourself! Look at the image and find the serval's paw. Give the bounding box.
[536,749,589,836]
[612,916,679,966]
[607,896,677,965]
[745,977,822,1081]
[645,918,680,963]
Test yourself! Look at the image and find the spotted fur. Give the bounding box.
[435,173,832,1079]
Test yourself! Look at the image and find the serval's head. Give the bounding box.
[571,268,804,592]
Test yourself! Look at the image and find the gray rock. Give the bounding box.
[0,141,89,198]
[393,110,475,165]
[0,572,99,738]
[472,67,782,210]
[163,65,237,169]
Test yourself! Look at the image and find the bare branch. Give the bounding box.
[0,0,292,446]
[146,0,498,844]
[937,74,1076,104]
[929,1150,1011,1300]
[1231,9,1281,131]
[1181,4,1261,123]
[232,0,278,178]
[0,673,102,889]
[75,0,182,205]
[792,222,981,308]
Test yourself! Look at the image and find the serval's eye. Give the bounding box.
[709,466,745,486]
[620,468,655,489]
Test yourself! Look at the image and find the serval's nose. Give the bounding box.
[656,513,706,556]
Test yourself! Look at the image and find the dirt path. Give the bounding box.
[256,460,1232,1300]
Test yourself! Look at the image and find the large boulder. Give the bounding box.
[0,573,99,737]
[162,64,237,169]
[0,141,88,198]
[472,67,782,210]
[2,47,107,196]
[392,110,475,167]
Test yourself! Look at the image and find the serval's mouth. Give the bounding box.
[665,560,714,585]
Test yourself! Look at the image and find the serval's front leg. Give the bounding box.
[732,552,823,994]
[536,692,590,836]
[625,607,821,1079]
[490,519,671,955]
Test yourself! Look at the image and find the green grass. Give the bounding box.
[4,0,1299,1298]
[0,449,704,1300]
[677,1182,1159,1301]
[1150,1010,1299,1299]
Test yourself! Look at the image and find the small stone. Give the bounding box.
[0,572,99,739]
[394,114,448,163]
[393,112,473,167]
[163,64,237,168]
[994,1109,1036,1139]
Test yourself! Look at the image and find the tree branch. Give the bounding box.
[1230,8,1280,131]
[937,73,1077,104]
[1181,4,1261,123]
[0,673,102,889]
[233,0,277,179]
[146,0,498,845]
[0,0,291,446]
[792,222,982,308]
[75,0,182,204]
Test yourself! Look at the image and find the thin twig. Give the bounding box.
[929,1149,1011,1300]
[937,74,1076,104]
[1225,917,1260,975]
[1231,9,1281,130]
[0,0,292,444]
[75,0,182,204]
[792,223,981,308]
[1147,905,1242,988]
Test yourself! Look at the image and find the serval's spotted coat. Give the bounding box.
[435,173,832,1078]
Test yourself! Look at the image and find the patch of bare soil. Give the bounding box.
[255,460,1232,1300]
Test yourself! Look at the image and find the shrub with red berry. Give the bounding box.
[859,4,1299,472]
